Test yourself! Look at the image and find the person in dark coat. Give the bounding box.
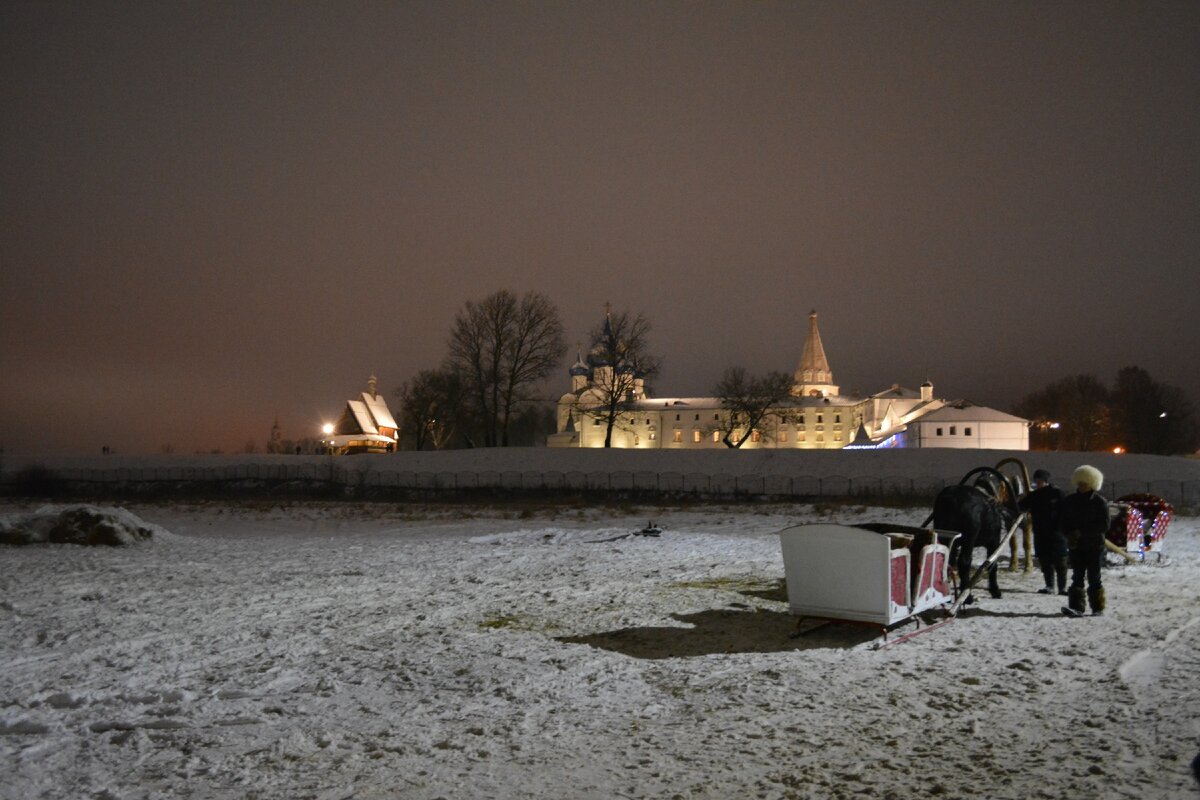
[1060,464,1111,616]
[1020,468,1067,595]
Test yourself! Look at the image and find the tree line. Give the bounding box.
[1016,367,1199,455]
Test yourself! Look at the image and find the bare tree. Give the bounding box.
[712,367,795,448]
[446,290,566,447]
[578,308,661,447]
[395,368,465,450]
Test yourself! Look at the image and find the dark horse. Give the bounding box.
[933,477,1017,600]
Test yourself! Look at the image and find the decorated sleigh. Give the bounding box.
[1105,494,1172,562]
[779,523,960,640]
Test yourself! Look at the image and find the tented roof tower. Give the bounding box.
[792,310,840,397]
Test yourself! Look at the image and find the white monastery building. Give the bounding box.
[549,311,1029,451]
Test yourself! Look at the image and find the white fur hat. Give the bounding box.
[1071,464,1103,492]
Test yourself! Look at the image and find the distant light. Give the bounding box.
[1159,412,1168,418]
[1049,422,1060,430]
[1112,446,1124,454]
[322,423,334,435]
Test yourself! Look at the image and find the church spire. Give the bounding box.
[792,310,839,397]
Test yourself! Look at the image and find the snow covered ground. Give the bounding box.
[2,499,1198,799]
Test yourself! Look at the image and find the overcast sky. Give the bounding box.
[2,1,1197,455]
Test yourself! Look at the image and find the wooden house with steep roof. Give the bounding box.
[325,375,399,455]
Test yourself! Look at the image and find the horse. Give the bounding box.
[932,479,1017,601]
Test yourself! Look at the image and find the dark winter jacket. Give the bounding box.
[1060,489,1111,552]
[1021,484,1067,558]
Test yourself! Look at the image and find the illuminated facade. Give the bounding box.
[549,311,1028,450]
[324,375,400,455]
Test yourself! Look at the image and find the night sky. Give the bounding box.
[3,2,1198,455]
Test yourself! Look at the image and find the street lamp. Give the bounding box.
[320,423,336,485]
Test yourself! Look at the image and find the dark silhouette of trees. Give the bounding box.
[1017,367,1198,454]
[1016,374,1110,451]
[446,290,566,447]
[1109,366,1199,454]
[578,308,660,448]
[395,368,466,450]
[712,367,794,448]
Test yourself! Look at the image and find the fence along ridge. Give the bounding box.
[3,464,1197,506]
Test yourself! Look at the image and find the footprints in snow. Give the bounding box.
[0,686,281,738]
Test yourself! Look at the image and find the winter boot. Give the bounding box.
[1068,586,1086,615]
[1088,586,1106,616]
[1056,559,1069,594]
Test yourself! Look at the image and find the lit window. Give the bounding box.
[834,432,842,441]
[693,430,701,443]
[712,430,720,443]
[673,430,682,443]
[816,434,824,442]
[798,432,806,442]
[779,431,788,442]
[649,432,656,440]
[751,430,761,442]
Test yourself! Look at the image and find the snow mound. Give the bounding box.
[0,505,170,546]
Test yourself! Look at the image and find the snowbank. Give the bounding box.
[0,505,169,546]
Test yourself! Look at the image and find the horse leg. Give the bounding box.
[1023,525,1034,572]
[1008,533,1019,572]
[988,562,1002,598]
[957,549,977,604]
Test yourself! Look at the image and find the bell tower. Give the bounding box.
[791,310,840,397]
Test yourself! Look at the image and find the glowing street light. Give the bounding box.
[320,423,336,458]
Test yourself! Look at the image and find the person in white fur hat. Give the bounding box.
[1060,464,1112,616]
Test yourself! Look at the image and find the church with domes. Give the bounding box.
[548,310,1028,450]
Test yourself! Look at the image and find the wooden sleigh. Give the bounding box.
[779,514,1026,648]
[1106,494,1173,563]
[779,523,960,643]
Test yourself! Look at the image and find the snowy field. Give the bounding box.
[2,499,1198,800]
